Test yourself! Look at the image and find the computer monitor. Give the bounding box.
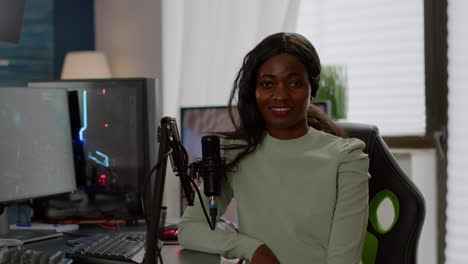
[181,106,236,163]
[28,78,160,222]
[0,87,76,242]
[180,102,331,162]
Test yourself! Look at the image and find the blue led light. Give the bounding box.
[95,151,109,167]
[79,90,111,168]
[79,90,88,141]
[88,151,110,167]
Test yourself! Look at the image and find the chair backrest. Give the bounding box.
[337,122,426,264]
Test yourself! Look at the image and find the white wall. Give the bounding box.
[94,0,181,219]
[445,1,468,263]
[94,0,161,79]
[393,149,437,264]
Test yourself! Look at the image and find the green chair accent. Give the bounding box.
[362,232,378,264]
[369,190,400,235]
[338,123,425,264]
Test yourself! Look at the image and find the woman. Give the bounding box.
[178,32,369,264]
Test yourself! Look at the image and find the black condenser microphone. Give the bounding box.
[201,135,224,227]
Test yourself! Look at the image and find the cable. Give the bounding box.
[177,140,219,230]
[49,209,119,230]
[139,148,174,264]
[179,141,189,165]
[143,149,173,189]
[189,177,216,230]
[147,141,216,230]
[141,149,173,222]
[62,232,91,237]
[175,141,216,230]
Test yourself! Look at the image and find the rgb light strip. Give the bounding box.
[79,90,110,168]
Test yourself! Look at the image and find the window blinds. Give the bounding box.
[445,0,468,263]
[296,0,426,136]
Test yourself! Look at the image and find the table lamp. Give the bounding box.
[61,51,111,79]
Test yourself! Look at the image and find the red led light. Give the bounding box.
[101,89,107,94]
[98,174,107,186]
[162,229,179,240]
[104,123,109,128]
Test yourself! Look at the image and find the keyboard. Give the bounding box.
[66,232,151,264]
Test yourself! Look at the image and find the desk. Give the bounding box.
[23,225,220,264]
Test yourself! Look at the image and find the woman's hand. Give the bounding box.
[250,244,280,264]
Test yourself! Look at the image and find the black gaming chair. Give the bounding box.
[337,122,426,264]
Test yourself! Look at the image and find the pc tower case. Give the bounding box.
[29,78,161,222]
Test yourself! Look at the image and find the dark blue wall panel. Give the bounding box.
[53,0,94,79]
[0,0,94,86]
[0,0,54,86]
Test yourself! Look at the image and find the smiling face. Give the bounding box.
[255,53,311,140]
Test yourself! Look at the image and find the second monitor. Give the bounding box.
[0,87,76,242]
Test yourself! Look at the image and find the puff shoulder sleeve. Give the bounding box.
[327,138,370,264]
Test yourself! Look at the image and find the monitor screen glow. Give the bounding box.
[0,87,76,203]
[181,106,235,162]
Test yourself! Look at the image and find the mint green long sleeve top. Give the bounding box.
[178,127,370,264]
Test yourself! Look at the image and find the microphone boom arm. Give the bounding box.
[144,117,195,263]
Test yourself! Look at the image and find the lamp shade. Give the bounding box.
[61,51,111,79]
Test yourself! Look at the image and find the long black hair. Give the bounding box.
[221,32,346,168]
